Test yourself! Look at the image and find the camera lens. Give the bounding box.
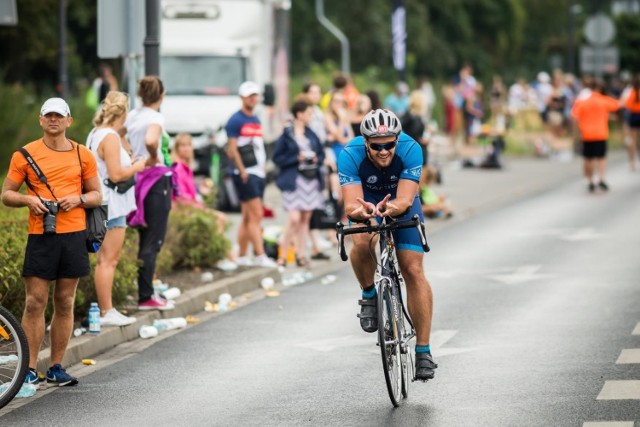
[42,201,58,235]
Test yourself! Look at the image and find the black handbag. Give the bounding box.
[76,145,107,253]
[104,176,136,194]
[310,193,339,230]
[238,142,258,168]
[298,163,319,180]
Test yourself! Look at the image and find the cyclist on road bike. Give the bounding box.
[337,109,437,381]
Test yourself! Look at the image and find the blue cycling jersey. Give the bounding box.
[337,132,422,201]
[337,132,427,253]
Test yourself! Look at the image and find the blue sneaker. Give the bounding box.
[24,368,40,389]
[46,364,78,387]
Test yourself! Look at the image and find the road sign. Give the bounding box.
[98,0,145,58]
[583,13,616,46]
[580,45,619,75]
[0,0,17,26]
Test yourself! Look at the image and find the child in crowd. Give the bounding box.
[172,133,238,271]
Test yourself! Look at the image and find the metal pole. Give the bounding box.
[58,0,69,98]
[567,0,575,75]
[144,0,160,75]
[315,0,350,75]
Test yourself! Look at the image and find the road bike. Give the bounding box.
[0,304,29,409]
[336,214,429,407]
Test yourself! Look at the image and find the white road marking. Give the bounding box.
[297,329,475,357]
[583,422,634,427]
[632,322,640,335]
[616,349,640,364]
[560,227,605,242]
[486,265,553,285]
[297,335,372,352]
[596,381,640,400]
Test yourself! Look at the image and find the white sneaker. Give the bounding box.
[255,255,277,268]
[217,259,238,272]
[100,309,137,327]
[317,236,334,250]
[236,256,254,267]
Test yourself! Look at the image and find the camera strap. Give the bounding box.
[18,147,59,202]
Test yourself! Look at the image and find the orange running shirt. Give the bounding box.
[571,93,619,142]
[624,88,640,113]
[6,139,98,234]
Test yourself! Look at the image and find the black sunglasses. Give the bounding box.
[367,139,398,151]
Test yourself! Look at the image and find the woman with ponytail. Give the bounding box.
[87,91,145,326]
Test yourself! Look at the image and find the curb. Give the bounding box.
[36,267,282,373]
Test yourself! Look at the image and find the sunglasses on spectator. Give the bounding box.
[367,139,398,151]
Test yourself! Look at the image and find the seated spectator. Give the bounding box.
[420,166,453,219]
[172,133,238,271]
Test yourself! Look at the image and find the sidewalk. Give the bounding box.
[38,149,623,373]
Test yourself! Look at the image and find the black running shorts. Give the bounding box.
[22,231,90,280]
[582,140,607,159]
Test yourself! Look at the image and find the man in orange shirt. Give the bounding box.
[571,82,620,192]
[1,98,102,387]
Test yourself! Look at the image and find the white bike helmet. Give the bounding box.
[360,109,402,138]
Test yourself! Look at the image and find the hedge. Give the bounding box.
[0,201,230,321]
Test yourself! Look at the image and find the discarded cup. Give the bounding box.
[201,272,214,283]
[73,327,87,337]
[138,325,158,339]
[162,287,181,300]
[218,293,232,312]
[260,277,275,290]
[153,317,187,332]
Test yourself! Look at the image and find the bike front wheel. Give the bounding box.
[0,305,29,409]
[378,284,403,407]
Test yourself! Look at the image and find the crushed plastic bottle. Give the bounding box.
[0,382,37,398]
[0,355,18,365]
[161,287,181,300]
[153,317,187,332]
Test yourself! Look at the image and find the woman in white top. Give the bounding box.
[87,91,145,326]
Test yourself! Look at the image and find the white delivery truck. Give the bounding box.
[159,0,290,209]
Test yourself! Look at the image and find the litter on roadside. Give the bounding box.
[185,315,200,324]
[82,359,96,365]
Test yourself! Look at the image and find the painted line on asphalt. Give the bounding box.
[582,422,634,427]
[596,381,640,400]
[616,349,640,364]
[632,322,640,336]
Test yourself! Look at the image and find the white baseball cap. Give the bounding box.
[40,97,71,116]
[238,81,260,98]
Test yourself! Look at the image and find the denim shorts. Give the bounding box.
[106,215,127,230]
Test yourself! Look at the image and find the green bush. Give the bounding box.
[157,204,230,272]
[0,200,230,319]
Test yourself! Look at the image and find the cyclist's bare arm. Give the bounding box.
[342,184,376,222]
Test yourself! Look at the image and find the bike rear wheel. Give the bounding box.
[0,305,29,409]
[378,283,403,407]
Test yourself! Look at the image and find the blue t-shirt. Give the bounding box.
[337,132,422,202]
[225,111,266,178]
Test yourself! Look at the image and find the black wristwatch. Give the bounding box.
[80,194,87,206]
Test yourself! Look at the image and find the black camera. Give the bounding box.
[42,200,58,235]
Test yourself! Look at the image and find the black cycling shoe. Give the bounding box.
[415,352,438,381]
[357,297,378,333]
